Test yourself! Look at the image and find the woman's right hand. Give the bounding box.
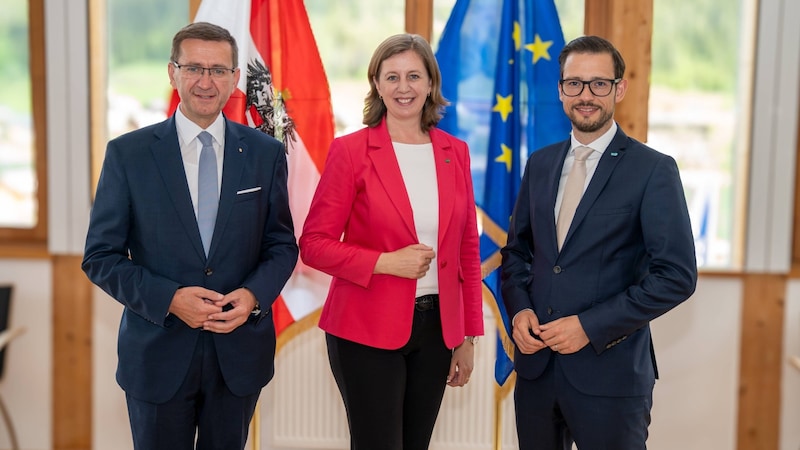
[374,243,435,279]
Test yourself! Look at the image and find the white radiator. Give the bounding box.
[260,308,520,450]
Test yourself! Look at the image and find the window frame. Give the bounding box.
[0,0,48,256]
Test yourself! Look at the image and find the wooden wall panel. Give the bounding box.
[52,255,93,450]
[584,0,653,143]
[737,274,785,450]
[405,0,433,41]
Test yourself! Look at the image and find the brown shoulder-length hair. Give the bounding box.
[362,34,449,133]
[170,21,239,69]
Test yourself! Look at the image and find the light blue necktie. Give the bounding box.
[197,131,218,256]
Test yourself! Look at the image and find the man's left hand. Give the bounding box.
[203,287,258,333]
[538,315,589,354]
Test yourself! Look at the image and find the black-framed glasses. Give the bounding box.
[171,61,236,79]
[559,78,621,97]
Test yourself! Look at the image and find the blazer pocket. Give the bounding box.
[592,207,632,216]
[236,186,262,195]
[234,186,262,203]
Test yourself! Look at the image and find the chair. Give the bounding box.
[0,285,25,450]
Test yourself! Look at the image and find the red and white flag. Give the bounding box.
[168,0,334,340]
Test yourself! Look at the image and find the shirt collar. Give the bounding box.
[174,105,226,148]
[569,121,618,155]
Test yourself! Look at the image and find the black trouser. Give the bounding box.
[514,356,652,450]
[326,306,451,450]
[125,332,260,450]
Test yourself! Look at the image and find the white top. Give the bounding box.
[393,142,439,297]
[174,106,225,219]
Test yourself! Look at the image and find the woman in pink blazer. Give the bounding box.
[299,34,483,449]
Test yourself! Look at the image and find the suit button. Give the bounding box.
[205,268,213,276]
[553,266,562,273]
[547,307,554,315]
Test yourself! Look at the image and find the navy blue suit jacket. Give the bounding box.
[500,126,697,397]
[82,115,298,403]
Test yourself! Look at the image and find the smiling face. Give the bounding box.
[559,51,627,143]
[168,38,240,129]
[373,50,431,127]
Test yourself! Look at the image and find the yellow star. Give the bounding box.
[493,93,513,122]
[512,22,521,51]
[495,144,513,172]
[525,34,554,64]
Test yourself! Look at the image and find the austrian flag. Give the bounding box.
[168,0,335,344]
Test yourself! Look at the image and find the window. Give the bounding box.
[105,0,189,140]
[0,0,46,245]
[648,0,755,269]
[305,0,406,134]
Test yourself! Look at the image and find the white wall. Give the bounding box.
[781,281,800,450]
[0,260,52,450]
[649,277,742,450]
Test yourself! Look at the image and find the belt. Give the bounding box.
[415,294,439,312]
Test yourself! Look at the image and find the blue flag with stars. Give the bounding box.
[436,0,571,386]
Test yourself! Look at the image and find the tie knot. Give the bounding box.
[198,131,213,147]
[574,146,592,162]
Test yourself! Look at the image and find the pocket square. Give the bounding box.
[236,186,262,195]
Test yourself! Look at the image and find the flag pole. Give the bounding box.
[251,401,261,450]
[495,371,517,450]
[494,384,503,450]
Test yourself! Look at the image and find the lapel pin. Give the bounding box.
[239,148,243,153]
[610,152,618,157]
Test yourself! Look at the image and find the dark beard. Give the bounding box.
[569,104,614,133]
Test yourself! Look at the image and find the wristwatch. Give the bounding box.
[465,336,479,345]
[251,301,261,316]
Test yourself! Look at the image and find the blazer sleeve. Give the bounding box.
[82,139,179,324]
[500,155,537,319]
[579,154,698,352]
[457,144,484,336]
[299,137,382,288]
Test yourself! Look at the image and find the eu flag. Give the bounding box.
[436,0,571,386]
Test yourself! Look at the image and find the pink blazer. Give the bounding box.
[299,119,483,350]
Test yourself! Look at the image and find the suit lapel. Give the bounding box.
[367,122,417,238]
[151,118,207,260]
[567,129,628,243]
[209,120,247,260]
[548,142,571,254]
[431,129,455,242]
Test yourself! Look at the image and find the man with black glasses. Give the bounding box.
[500,35,698,449]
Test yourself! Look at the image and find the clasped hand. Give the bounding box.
[169,286,258,333]
[374,243,435,279]
[512,310,590,355]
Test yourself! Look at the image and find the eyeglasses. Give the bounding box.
[171,61,236,79]
[559,78,621,97]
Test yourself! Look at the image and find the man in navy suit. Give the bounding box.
[500,36,697,449]
[82,22,298,450]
